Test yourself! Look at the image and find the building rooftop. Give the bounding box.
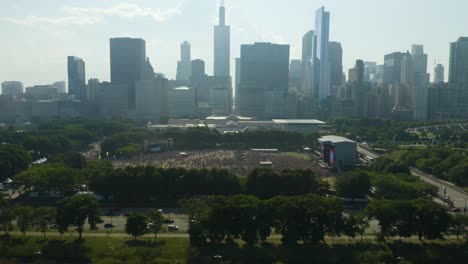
[174,86,190,90]
[318,135,356,144]
[272,119,326,125]
[206,115,253,121]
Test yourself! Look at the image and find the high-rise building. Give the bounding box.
[302,30,315,94]
[289,59,303,93]
[110,38,146,109]
[364,62,377,82]
[348,60,365,83]
[95,82,129,117]
[329,41,343,88]
[87,78,100,102]
[214,1,230,77]
[449,37,468,86]
[313,6,331,104]
[400,52,414,86]
[191,59,206,83]
[1,81,23,96]
[210,88,230,116]
[176,41,192,82]
[238,42,289,119]
[235,58,241,113]
[434,64,445,83]
[169,86,196,118]
[383,52,405,85]
[411,45,429,86]
[67,56,86,100]
[411,45,429,121]
[136,79,161,122]
[52,81,66,94]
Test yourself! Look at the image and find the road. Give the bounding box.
[357,145,468,210]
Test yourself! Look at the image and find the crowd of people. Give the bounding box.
[111,150,330,176]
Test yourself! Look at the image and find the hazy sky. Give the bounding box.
[1,0,467,88]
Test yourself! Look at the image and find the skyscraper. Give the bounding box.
[67,56,86,101]
[383,52,405,85]
[214,1,230,77]
[411,45,429,121]
[329,41,343,87]
[176,41,192,82]
[191,59,206,83]
[434,64,445,83]
[449,37,468,86]
[302,30,315,94]
[1,81,23,96]
[110,37,146,109]
[313,6,331,104]
[238,42,290,119]
[411,44,429,87]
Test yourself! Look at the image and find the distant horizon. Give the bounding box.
[1,0,467,88]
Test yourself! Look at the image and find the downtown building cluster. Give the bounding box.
[1,4,468,123]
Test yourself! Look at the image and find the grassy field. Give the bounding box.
[0,235,188,264]
[1,235,467,264]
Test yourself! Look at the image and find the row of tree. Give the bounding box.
[91,167,319,202]
[336,169,436,200]
[0,118,139,159]
[400,147,468,186]
[0,194,99,239]
[185,195,468,247]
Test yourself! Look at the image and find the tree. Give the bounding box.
[49,152,87,169]
[343,215,358,240]
[179,197,209,221]
[365,200,400,241]
[449,214,468,240]
[147,210,164,240]
[33,207,56,237]
[125,213,148,241]
[0,207,15,235]
[56,194,100,240]
[412,199,450,240]
[355,215,370,241]
[14,205,34,236]
[336,171,371,198]
[0,144,31,181]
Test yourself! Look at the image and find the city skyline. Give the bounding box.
[1,0,468,87]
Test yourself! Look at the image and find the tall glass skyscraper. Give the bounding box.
[214,2,230,77]
[449,37,468,86]
[176,41,192,82]
[313,6,331,104]
[67,56,86,101]
[110,37,146,109]
[238,42,289,119]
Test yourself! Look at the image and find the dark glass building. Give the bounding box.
[238,42,289,119]
[67,56,86,101]
[449,37,468,86]
[110,37,146,109]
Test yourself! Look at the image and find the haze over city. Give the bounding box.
[1,0,467,87]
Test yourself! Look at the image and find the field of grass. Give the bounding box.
[1,235,467,264]
[0,235,188,264]
[282,152,313,160]
[189,239,468,264]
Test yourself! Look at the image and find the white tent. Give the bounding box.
[2,178,13,184]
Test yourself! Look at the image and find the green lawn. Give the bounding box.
[282,152,312,160]
[0,235,188,264]
[1,235,467,264]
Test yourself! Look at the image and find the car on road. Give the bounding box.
[167,225,179,231]
[163,219,174,224]
[451,208,462,213]
[104,223,116,228]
